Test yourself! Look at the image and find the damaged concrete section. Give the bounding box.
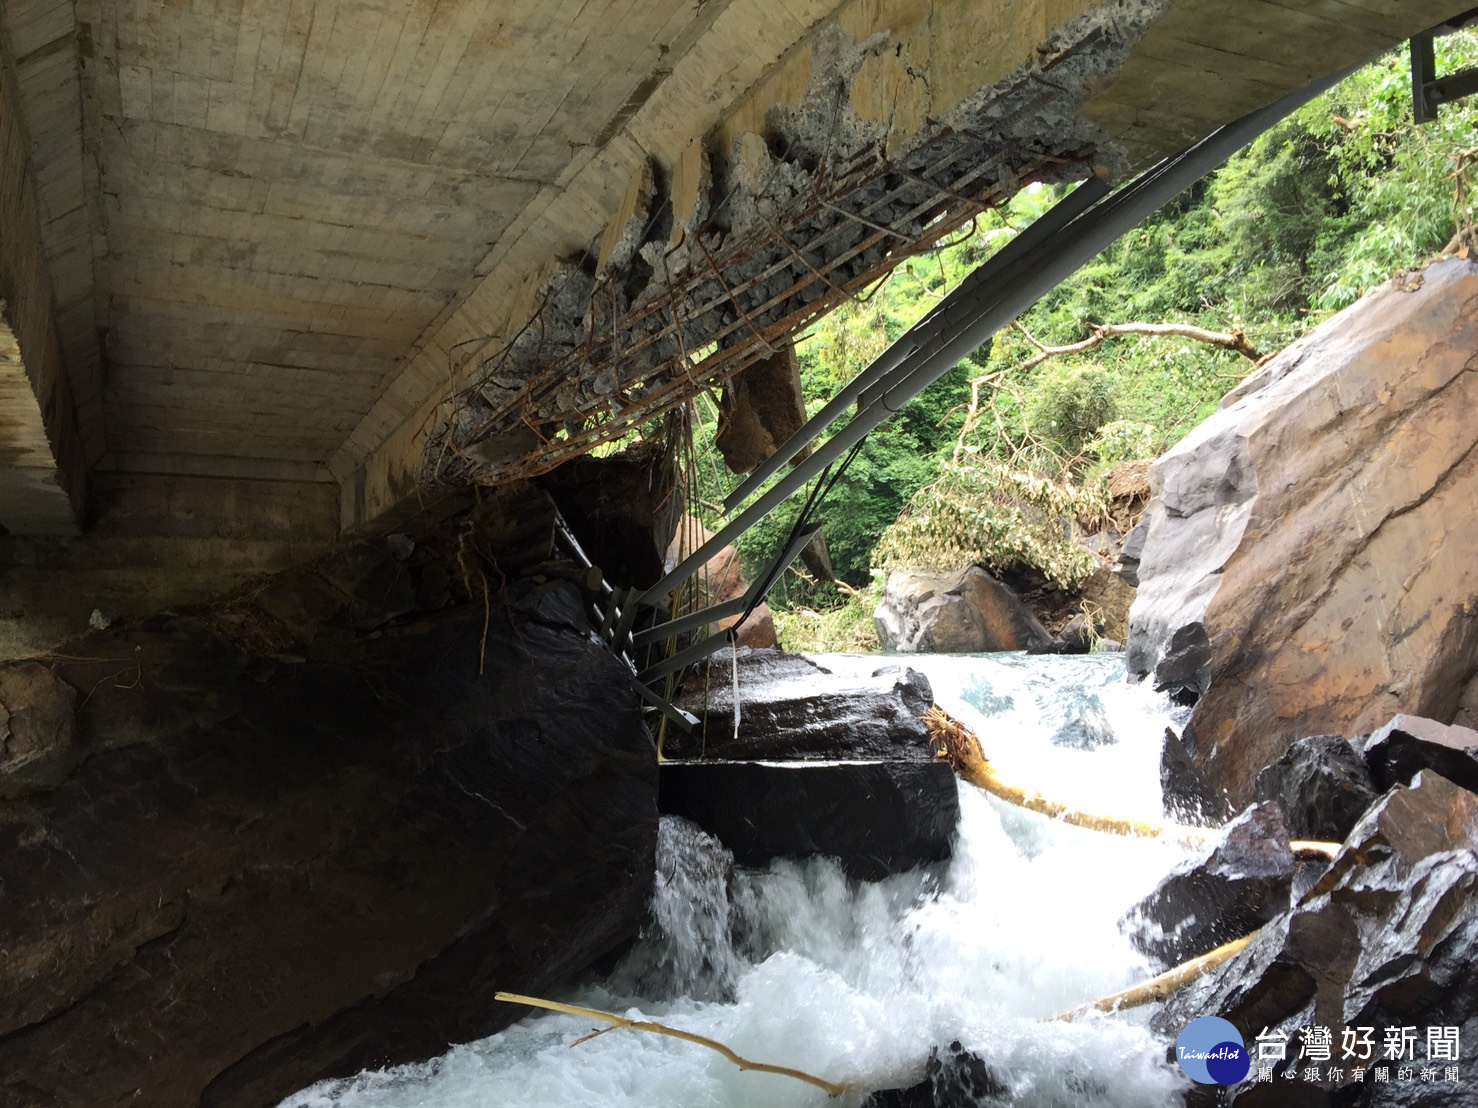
[429,0,1170,488]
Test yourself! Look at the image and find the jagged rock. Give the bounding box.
[664,516,776,650]
[659,760,956,881]
[1155,771,1478,1106]
[1124,802,1297,968]
[1032,611,1097,655]
[875,566,1053,653]
[1126,258,1478,808]
[668,649,932,761]
[714,339,807,475]
[1161,727,1229,824]
[863,1041,1010,1107]
[0,510,657,1108]
[1254,734,1380,843]
[1363,712,1478,796]
[539,439,684,589]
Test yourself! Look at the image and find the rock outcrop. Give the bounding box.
[1123,802,1297,968]
[875,565,1053,653]
[1155,770,1478,1106]
[670,649,933,760]
[664,650,957,879]
[0,491,658,1108]
[1253,734,1380,843]
[1126,258,1478,807]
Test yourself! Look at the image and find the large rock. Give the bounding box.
[875,566,1052,653]
[1253,734,1380,843]
[659,760,957,881]
[0,500,658,1108]
[664,650,955,879]
[669,649,933,761]
[1126,258,1478,807]
[1123,802,1297,968]
[1156,770,1478,1106]
[1363,712,1478,796]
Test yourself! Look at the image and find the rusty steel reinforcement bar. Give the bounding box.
[720,173,1112,512]
[638,64,1360,611]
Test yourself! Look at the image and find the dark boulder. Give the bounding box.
[1155,771,1478,1106]
[1124,802,1297,968]
[0,497,658,1108]
[659,760,957,881]
[863,1041,1009,1107]
[1363,713,1478,796]
[1254,734,1380,843]
[668,649,934,762]
[665,651,953,879]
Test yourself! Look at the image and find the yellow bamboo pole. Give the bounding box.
[922,707,1341,859]
[1046,932,1258,1022]
[493,992,850,1098]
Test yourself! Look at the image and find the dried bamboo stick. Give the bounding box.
[493,992,849,1097]
[1047,932,1257,1022]
[923,707,1341,859]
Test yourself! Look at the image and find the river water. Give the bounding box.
[283,652,1198,1107]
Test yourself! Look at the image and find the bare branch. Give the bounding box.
[494,992,850,1097]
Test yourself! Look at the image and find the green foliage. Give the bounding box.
[875,460,1105,590]
[690,35,1478,651]
[1023,363,1119,459]
[770,574,884,653]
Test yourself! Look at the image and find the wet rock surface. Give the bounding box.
[664,650,951,880]
[1155,771,1478,1107]
[659,760,957,881]
[1363,713,1478,796]
[669,649,933,762]
[1254,734,1380,843]
[1125,258,1478,808]
[0,492,658,1108]
[1124,803,1297,968]
[863,1041,1010,1107]
[875,566,1053,654]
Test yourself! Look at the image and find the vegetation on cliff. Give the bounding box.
[685,36,1478,651]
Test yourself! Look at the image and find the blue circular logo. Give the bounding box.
[1176,1017,1250,1085]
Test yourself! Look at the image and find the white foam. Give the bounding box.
[282,654,1194,1108]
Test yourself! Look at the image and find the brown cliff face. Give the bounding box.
[1127,257,1478,809]
[0,493,658,1108]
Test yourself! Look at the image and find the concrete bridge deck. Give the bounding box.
[0,0,1466,650]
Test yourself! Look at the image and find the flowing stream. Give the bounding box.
[284,652,1199,1107]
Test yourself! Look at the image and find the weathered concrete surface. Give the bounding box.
[0,496,658,1108]
[1127,258,1478,808]
[5,0,1454,537]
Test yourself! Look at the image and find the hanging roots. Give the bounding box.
[922,706,1340,859]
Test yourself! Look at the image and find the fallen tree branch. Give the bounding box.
[493,991,850,1097]
[923,707,1338,860]
[1011,319,1262,375]
[1046,931,1258,1022]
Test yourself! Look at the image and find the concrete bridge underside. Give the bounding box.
[0,0,1467,652]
